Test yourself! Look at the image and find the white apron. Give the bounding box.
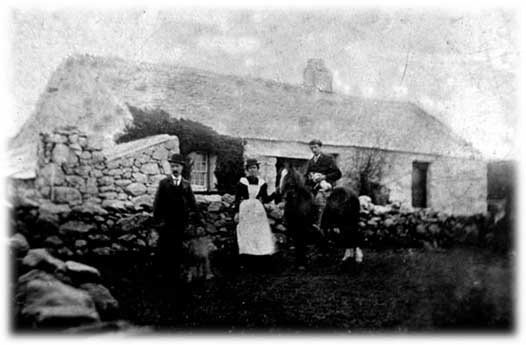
[236,177,276,255]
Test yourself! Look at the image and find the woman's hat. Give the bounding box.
[245,158,260,169]
[168,154,186,166]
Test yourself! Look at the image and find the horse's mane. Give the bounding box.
[283,167,305,188]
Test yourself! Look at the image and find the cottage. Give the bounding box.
[10,55,486,214]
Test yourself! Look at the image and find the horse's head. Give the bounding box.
[278,165,306,199]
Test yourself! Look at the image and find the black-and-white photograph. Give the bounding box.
[3,1,519,336]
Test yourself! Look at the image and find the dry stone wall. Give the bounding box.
[35,126,179,214]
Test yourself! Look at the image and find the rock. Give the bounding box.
[118,234,136,242]
[115,179,132,187]
[132,173,147,183]
[66,176,86,190]
[134,154,150,165]
[221,193,235,205]
[75,240,88,248]
[399,204,414,214]
[206,224,217,234]
[100,192,118,199]
[428,223,441,235]
[116,214,151,232]
[22,248,66,272]
[359,195,372,209]
[164,138,179,151]
[372,205,391,215]
[85,177,99,195]
[146,230,160,248]
[107,169,123,176]
[57,247,74,257]
[159,160,171,174]
[39,201,71,216]
[70,143,82,152]
[149,174,166,186]
[367,219,378,227]
[49,133,68,144]
[86,136,104,151]
[10,233,30,257]
[422,240,435,251]
[117,193,128,200]
[91,247,113,256]
[17,269,100,327]
[79,283,119,320]
[120,158,134,168]
[65,261,101,283]
[131,195,154,209]
[72,202,108,216]
[140,163,160,175]
[152,146,169,161]
[383,218,395,228]
[106,160,120,170]
[416,224,427,235]
[274,224,287,232]
[88,234,111,244]
[52,187,82,205]
[207,202,222,212]
[91,151,105,164]
[44,235,64,247]
[60,221,96,234]
[266,204,283,220]
[39,163,65,186]
[52,144,78,166]
[98,176,114,186]
[125,183,147,196]
[201,194,223,203]
[79,151,92,160]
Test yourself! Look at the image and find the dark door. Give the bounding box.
[412,162,429,208]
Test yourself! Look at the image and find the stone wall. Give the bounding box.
[34,126,179,213]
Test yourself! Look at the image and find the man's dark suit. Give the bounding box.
[153,175,197,280]
[304,153,342,189]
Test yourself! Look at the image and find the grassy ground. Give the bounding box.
[92,245,513,333]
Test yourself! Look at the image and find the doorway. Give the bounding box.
[412,161,429,208]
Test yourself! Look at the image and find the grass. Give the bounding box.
[91,245,513,333]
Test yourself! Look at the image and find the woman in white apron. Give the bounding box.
[234,159,275,269]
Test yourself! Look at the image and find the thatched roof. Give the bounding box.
[10,55,481,177]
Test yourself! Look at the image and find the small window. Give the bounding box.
[190,152,208,192]
[188,152,217,192]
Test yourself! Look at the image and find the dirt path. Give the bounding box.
[95,247,512,333]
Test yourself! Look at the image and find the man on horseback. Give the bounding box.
[305,139,342,229]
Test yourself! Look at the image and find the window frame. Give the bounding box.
[190,151,209,192]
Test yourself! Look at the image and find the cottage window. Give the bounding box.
[188,152,217,192]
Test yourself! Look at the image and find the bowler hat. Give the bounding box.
[245,158,260,169]
[168,154,186,165]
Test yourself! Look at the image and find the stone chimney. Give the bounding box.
[303,59,333,93]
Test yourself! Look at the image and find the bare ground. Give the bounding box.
[91,246,513,333]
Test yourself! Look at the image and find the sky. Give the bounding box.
[7,5,520,159]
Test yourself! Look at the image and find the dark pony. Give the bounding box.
[278,164,316,266]
[320,187,362,252]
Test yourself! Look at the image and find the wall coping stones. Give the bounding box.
[104,135,178,162]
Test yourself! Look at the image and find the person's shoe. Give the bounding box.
[355,247,364,263]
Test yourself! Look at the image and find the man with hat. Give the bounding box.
[153,153,198,283]
[304,139,342,229]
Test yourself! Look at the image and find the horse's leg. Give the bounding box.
[290,220,307,267]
